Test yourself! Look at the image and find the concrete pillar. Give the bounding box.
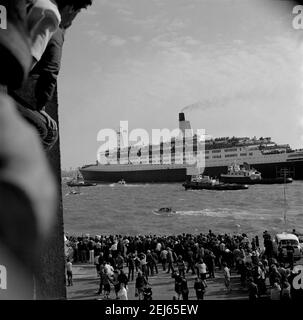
[34,87,66,299]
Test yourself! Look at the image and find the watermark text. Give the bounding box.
[0,265,7,290]
[0,5,7,30]
[293,5,303,29]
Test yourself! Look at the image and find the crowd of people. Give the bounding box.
[65,229,302,300]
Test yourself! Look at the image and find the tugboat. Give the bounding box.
[182,175,248,191]
[220,162,293,185]
[220,163,262,184]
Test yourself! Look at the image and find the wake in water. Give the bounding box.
[108,183,151,188]
[152,207,292,222]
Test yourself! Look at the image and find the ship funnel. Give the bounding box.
[179,112,185,122]
[179,112,191,136]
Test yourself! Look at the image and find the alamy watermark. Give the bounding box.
[0,265,7,290]
[97,121,205,170]
[292,265,303,290]
[293,5,303,29]
[0,5,7,30]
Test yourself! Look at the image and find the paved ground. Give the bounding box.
[67,264,250,300]
[67,255,303,300]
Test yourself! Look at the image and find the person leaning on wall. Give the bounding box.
[0,0,91,299]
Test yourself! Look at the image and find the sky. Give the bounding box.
[58,0,303,169]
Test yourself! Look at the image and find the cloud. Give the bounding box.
[109,36,127,47]
[130,35,142,42]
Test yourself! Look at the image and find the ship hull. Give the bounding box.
[219,176,293,184]
[80,159,303,183]
[80,167,187,183]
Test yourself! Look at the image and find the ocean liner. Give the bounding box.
[80,113,303,183]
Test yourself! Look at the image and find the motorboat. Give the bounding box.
[220,162,293,184]
[183,174,248,191]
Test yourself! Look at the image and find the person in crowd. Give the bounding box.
[186,246,196,275]
[117,283,128,300]
[107,253,116,269]
[270,282,281,300]
[98,252,105,267]
[103,261,114,278]
[247,277,258,301]
[166,247,175,274]
[139,252,148,279]
[194,276,206,300]
[280,280,291,301]
[135,271,148,301]
[115,252,124,271]
[160,247,168,271]
[223,262,231,293]
[180,275,189,300]
[99,267,111,299]
[151,250,159,274]
[111,270,121,300]
[146,250,156,276]
[195,259,207,281]
[172,272,183,300]
[127,252,135,281]
[176,255,186,278]
[269,264,282,287]
[118,269,128,289]
[94,254,100,277]
[66,258,73,286]
[134,251,141,272]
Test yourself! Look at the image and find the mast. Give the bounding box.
[117,129,121,164]
[282,168,288,228]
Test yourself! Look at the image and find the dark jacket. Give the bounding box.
[11,28,65,111]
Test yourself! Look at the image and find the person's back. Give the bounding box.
[281,282,291,301]
[194,277,206,299]
[66,260,72,272]
[136,273,146,290]
[270,283,281,300]
[118,284,128,300]
[160,249,168,260]
[248,280,258,301]
[181,277,189,300]
[118,271,128,287]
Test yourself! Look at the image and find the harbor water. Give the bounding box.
[63,181,303,238]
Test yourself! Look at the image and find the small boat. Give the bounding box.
[220,162,293,185]
[66,170,97,187]
[183,175,248,191]
[153,207,176,216]
[67,180,96,187]
[158,207,174,213]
